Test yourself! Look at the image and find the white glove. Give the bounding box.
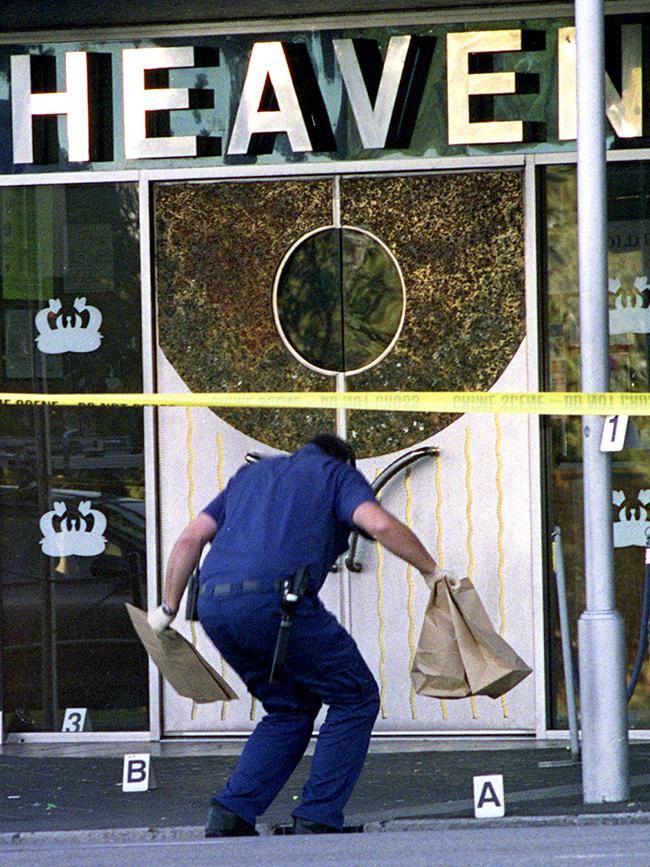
[420,566,461,590]
[147,605,176,635]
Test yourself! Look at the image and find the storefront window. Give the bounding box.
[0,182,147,732]
[543,163,650,729]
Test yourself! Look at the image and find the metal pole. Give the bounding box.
[552,528,580,761]
[575,0,629,802]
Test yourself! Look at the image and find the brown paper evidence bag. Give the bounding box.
[126,604,238,704]
[411,577,532,700]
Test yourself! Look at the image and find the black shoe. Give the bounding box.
[205,802,258,838]
[292,816,341,834]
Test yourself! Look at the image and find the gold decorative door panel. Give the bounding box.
[153,171,535,734]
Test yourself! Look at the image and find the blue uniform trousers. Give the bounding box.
[197,587,380,830]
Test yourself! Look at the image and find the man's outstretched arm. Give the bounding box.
[148,511,218,633]
[352,500,441,585]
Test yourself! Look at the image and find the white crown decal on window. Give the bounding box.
[35,297,103,354]
[612,489,650,548]
[608,277,650,336]
[39,500,107,557]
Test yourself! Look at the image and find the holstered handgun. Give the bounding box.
[269,567,309,683]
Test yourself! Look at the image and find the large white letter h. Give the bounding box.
[11,53,90,164]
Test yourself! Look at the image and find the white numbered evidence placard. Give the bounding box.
[61,707,91,732]
[122,753,156,792]
[600,415,629,452]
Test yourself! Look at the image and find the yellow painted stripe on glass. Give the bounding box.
[464,426,479,722]
[495,414,510,719]
[216,431,225,491]
[434,452,448,722]
[404,467,417,721]
[374,469,388,719]
[186,407,198,722]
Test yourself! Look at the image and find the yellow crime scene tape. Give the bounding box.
[0,391,649,415]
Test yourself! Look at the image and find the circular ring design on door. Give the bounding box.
[273,225,406,376]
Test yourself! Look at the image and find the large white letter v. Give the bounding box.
[334,35,412,149]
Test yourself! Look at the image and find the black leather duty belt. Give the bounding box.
[199,578,282,597]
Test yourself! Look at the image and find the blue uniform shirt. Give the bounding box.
[199,443,376,593]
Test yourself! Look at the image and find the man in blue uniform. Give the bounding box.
[148,434,441,836]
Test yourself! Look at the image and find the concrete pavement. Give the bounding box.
[4,823,650,867]
[1,738,649,842]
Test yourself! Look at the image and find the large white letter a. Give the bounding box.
[227,42,312,154]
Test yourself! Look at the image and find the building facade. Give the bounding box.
[0,2,648,741]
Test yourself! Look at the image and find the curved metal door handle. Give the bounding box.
[345,445,439,572]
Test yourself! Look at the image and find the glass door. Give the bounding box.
[154,178,337,734]
[153,169,535,735]
[340,172,534,732]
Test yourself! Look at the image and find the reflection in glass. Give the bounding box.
[274,226,404,374]
[275,228,343,372]
[544,163,650,729]
[342,229,404,372]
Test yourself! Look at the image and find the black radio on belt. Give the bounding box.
[269,567,310,683]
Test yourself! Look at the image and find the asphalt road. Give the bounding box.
[2,823,650,867]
